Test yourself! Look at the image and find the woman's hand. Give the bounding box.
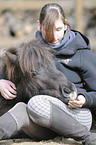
[0,79,17,100]
[68,95,86,108]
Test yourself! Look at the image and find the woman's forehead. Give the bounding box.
[54,18,64,28]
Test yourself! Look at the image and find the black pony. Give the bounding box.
[0,39,77,116]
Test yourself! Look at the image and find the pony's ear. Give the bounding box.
[6,51,17,64]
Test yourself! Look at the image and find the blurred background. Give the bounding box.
[0,0,96,54]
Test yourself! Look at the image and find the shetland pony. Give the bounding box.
[0,39,77,116]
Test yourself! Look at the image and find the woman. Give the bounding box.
[0,3,96,145]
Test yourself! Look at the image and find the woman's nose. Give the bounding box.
[54,32,58,40]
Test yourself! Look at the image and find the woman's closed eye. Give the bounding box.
[56,27,62,31]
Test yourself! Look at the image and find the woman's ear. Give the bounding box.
[64,19,68,29]
[37,20,41,31]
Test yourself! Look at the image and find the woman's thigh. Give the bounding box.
[27,95,92,131]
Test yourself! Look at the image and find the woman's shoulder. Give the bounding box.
[67,29,91,52]
[71,29,90,48]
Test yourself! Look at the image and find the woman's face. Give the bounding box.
[41,18,67,45]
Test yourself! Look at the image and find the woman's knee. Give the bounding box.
[27,95,50,113]
[27,95,51,127]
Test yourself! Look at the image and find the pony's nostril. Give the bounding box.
[64,88,71,94]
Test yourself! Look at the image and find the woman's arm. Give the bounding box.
[69,50,96,108]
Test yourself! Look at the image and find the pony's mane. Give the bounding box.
[1,39,56,81]
[18,39,55,77]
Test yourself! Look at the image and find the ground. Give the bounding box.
[0,137,82,145]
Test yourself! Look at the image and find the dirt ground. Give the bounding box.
[0,137,82,145]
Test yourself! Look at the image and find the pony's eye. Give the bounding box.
[32,71,38,76]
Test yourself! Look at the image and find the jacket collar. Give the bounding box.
[36,30,91,56]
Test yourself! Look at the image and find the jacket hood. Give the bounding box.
[36,30,91,56]
[55,30,91,56]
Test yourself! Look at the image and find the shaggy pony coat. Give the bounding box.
[0,39,77,116]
